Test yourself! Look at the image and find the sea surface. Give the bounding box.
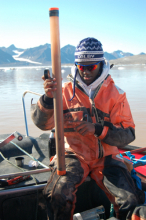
[0,64,146,147]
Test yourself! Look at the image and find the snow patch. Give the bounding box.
[13,50,24,58]
[12,50,42,65]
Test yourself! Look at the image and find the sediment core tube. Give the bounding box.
[49,8,66,175]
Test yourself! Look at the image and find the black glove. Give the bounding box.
[94,123,103,137]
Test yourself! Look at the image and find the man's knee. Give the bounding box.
[43,170,75,220]
[43,155,85,219]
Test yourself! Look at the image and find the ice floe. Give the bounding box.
[118,67,125,70]
[61,69,65,74]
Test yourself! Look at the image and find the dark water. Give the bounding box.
[0,65,146,147]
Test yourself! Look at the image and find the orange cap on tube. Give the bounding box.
[57,170,66,176]
[49,8,59,17]
[49,7,59,11]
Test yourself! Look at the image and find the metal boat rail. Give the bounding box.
[0,168,51,180]
[0,183,46,196]
[22,90,42,137]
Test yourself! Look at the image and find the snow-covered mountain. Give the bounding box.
[112,50,133,59]
[0,48,17,64]
[0,44,145,65]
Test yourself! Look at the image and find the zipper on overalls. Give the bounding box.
[89,88,103,159]
[89,86,100,122]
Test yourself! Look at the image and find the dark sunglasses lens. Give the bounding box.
[87,64,97,71]
[87,65,95,71]
[78,65,84,71]
[77,63,98,71]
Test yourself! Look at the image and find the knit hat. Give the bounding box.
[75,37,105,63]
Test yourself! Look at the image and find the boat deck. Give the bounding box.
[0,133,51,190]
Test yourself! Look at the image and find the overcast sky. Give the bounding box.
[0,0,145,54]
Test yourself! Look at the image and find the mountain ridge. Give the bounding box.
[0,44,145,66]
[109,54,146,65]
[0,48,18,64]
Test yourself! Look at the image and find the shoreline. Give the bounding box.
[0,64,74,70]
[0,63,146,70]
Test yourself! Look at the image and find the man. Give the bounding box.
[31,37,145,220]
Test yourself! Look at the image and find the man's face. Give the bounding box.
[77,61,101,85]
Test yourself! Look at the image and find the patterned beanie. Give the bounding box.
[75,37,105,63]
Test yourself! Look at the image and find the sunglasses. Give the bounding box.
[75,61,100,72]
